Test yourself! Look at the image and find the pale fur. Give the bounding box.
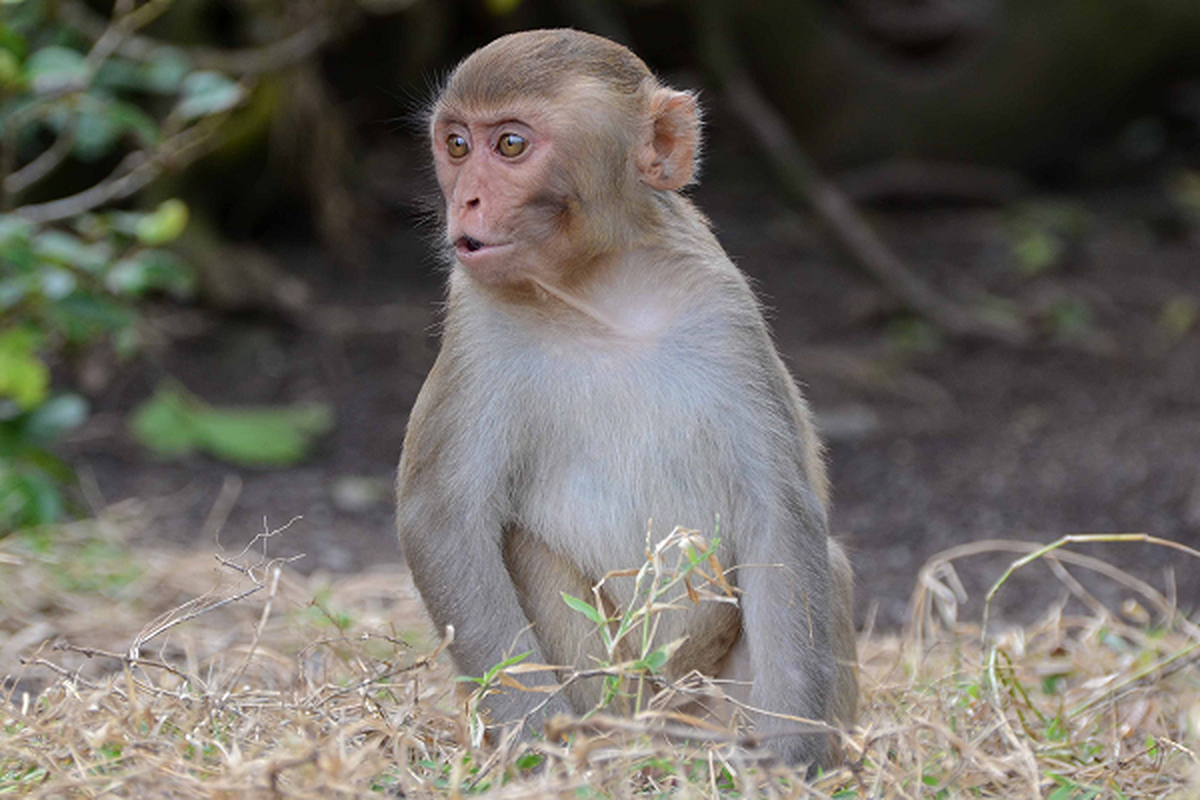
[398,28,856,769]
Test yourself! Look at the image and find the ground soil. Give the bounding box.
[59,103,1200,634]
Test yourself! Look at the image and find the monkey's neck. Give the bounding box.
[527,275,624,333]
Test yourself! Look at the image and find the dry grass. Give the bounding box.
[1,503,1198,798]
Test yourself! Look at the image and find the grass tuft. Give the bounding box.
[1,505,1197,797]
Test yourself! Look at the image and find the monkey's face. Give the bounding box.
[431,104,569,287]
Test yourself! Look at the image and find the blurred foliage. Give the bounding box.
[1159,295,1198,341]
[886,316,943,354]
[1007,201,1093,276]
[1170,169,1200,223]
[0,0,247,533]
[1046,297,1096,341]
[129,382,334,467]
[483,0,525,16]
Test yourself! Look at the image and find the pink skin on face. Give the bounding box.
[432,111,554,286]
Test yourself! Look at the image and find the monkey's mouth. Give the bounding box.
[454,235,512,259]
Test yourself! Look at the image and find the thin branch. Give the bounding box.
[14,115,226,225]
[3,124,76,195]
[59,0,341,77]
[85,0,176,70]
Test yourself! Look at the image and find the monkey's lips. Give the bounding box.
[454,235,514,262]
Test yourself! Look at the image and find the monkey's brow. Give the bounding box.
[435,104,544,128]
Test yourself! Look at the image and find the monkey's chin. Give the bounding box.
[454,242,522,284]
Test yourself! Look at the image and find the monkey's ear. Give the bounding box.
[638,89,700,192]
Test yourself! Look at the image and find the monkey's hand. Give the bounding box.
[478,679,576,745]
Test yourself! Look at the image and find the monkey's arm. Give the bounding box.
[736,485,838,767]
[396,361,573,730]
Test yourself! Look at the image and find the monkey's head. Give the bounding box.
[429,29,700,289]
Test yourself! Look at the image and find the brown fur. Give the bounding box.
[398,29,856,769]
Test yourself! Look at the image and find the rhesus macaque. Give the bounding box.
[396,29,857,768]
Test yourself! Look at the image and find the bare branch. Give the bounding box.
[3,124,76,195]
[13,115,226,225]
[59,0,341,77]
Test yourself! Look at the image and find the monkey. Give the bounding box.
[396,28,857,769]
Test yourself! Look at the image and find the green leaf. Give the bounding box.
[127,386,197,458]
[514,752,544,771]
[0,20,29,61]
[18,444,74,484]
[95,47,191,95]
[1013,227,1063,276]
[453,674,485,686]
[1159,295,1198,340]
[143,47,192,92]
[1044,784,1072,800]
[38,266,75,299]
[484,0,524,14]
[71,91,126,161]
[194,403,333,466]
[33,230,111,274]
[128,384,334,467]
[134,199,189,246]
[25,394,87,445]
[107,248,195,298]
[93,58,142,92]
[887,316,943,353]
[0,215,37,279]
[0,328,48,410]
[0,278,27,310]
[112,325,141,359]
[47,294,134,343]
[176,71,244,120]
[24,45,89,93]
[103,99,160,148]
[0,48,22,92]
[0,214,35,247]
[1048,298,1094,340]
[0,466,64,533]
[634,638,686,674]
[639,647,671,673]
[561,592,606,625]
[481,651,530,685]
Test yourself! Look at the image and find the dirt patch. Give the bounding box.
[60,107,1200,633]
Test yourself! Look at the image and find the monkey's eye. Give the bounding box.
[497,132,527,158]
[446,134,469,158]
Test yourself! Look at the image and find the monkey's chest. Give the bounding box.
[507,356,747,577]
